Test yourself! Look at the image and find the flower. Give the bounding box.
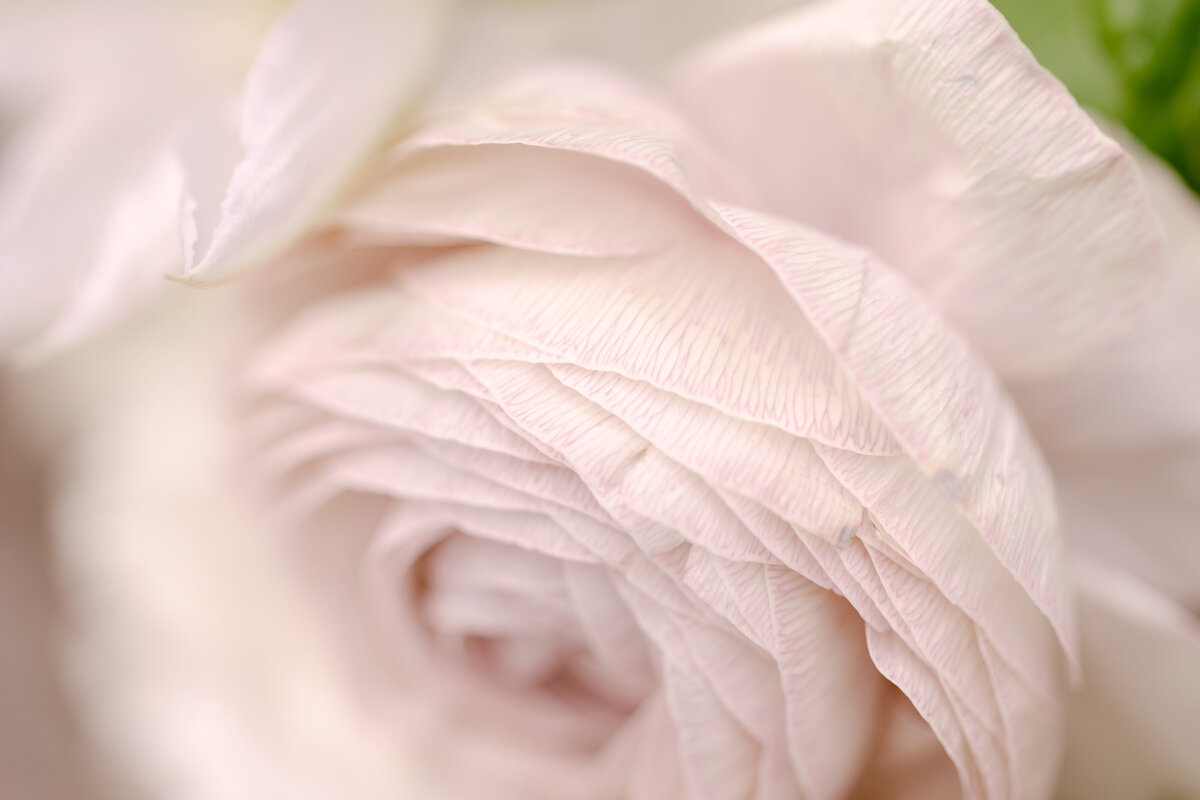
[3,0,1199,799]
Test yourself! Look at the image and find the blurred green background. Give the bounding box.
[991,0,1200,193]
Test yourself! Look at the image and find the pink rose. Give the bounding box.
[3,1,1198,799]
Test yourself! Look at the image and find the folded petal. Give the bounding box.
[341,141,703,257]
[252,233,1068,800]
[716,204,1074,672]
[672,0,1166,378]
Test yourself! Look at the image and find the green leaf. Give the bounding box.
[990,0,1200,193]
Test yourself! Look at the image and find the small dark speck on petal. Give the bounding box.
[836,526,856,549]
[934,469,964,502]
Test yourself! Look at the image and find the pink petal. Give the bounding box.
[847,690,961,800]
[0,9,199,356]
[672,0,1166,378]
[438,0,810,105]
[1056,561,1200,800]
[717,203,1075,672]
[341,138,704,257]
[1012,144,1200,610]
[379,65,756,224]
[247,60,1078,800]
[397,240,899,457]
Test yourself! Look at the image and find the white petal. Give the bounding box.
[179,0,448,286]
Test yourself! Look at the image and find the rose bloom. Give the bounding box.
[2,0,1198,799]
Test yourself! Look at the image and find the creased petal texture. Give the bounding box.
[237,62,1077,800]
[7,288,435,800]
[1057,561,1200,800]
[672,0,1166,379]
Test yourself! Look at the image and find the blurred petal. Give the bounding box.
[672,0,1166,379]
[1012,139,1200,610]
[0,378,101,800]
[297,66,1073,797]
[9,290,428,800]
[1057,560,1200,800]
[179,0,448,286]
[0,9,199,356]
[19,151,186,360]
[436,0,812,103]
[847,690,960,800]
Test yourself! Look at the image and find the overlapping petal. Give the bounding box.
[1057,561,1200,800]
[238,64,1074,799]
[10,1,1190,799]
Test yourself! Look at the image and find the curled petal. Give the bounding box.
[179,0,448,286]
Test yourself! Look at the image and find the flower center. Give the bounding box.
[409,532,656,755]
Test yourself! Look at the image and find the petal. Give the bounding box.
[715,203,1074,670]
[341,141,702,257]
[0,377,100,798]
[672,0,1166,378]
[1057,560,1200,800]
[10,289,424,799]
[0,9,199,356]
[18,150,187,359]
[255,62,1076,799]
[179,0,448,286]
[377,64,756,224]
[438,0,811,104]
[397,243,899,454]
[847,690,960,800]
[1012,142,1200,610]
